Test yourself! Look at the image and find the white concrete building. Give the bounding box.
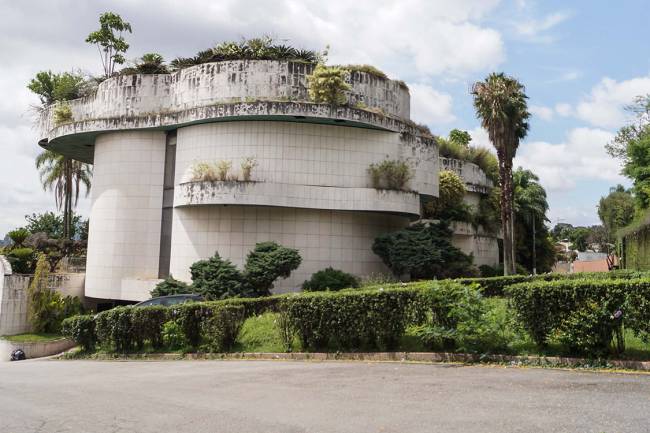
[440,157,500,268]
[39,60,442,301]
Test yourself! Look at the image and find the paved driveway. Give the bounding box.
[0,360,648,433]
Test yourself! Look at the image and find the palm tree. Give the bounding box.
[35,150,92,239]
[472,73,530,275]
[513,168,549,274]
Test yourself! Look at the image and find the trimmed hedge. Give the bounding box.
[61,314,96,351]
[62,275,650,358]
[455,269,650,297]
[507,278,650,355]
[283,287,421,351]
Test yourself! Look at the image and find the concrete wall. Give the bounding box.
[450,222,500,268]
[169,206,408,293]
[85,131,166,300]
[175,122,438,198]
[0,338,75,362]
[439,157,500,268]
[41,61,410,135]
[440,157,493,194]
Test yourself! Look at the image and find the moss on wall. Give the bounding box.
[622,225,650,270]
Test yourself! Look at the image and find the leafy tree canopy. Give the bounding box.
[598,185,635,239]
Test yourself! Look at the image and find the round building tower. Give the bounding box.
[38,61,439,301]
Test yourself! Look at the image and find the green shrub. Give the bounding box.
[302,267,360,292]
[6,247,36,274]
[201,305,246,352]
[372,222,474,280]
[95,307,135,352]
[556,301,617,356]
[367,159,413,191]
[285,286,422,351]
[169,302,210,348]
[53,102,73,125]
[425,170,467,220]
[243,242,302,296]
[131,306,169,349]
[506,279,631,353]
[162,320,188,351]
[151,276,191,298]
[190,252,249,300]
[61,315,96,351]
[307,64,351,105]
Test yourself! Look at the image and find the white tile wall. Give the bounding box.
[169,206,408,292]
[85,131,166,301]
[175,122,437,197]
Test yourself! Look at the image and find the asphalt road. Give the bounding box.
[0,360,648,433]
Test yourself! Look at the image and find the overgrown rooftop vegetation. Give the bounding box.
[437,129,499,183]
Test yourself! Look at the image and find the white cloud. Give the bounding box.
[514,11,571,40]
[576,76,650,129]
[409,84,455,126]
[555,103,572,117]
[514,127,623,192]
[530,105,554,121]
[468,126,493,151]
[116,0,506,79]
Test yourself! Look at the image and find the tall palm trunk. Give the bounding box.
[498,151,515,276]
[63,158,73,239]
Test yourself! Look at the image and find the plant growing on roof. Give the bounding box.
[121,52,168,75]
[307,64,351,106]
[53,102,73,125]
[190,162,217,182]
[216,160,233,181]
[367,159,413,191]
[241,157,258,182]
[85,12,132,77]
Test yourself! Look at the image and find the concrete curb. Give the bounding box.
[62,350,650,371]
[1,338,76,362]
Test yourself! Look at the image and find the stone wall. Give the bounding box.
[0,256,87,336]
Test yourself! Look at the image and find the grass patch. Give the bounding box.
[233,312,300,353]
[2,333,63,343]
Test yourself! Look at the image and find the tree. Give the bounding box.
[85,12,132,77]
[605,95,650,211]
[551,222,575,241]
[424,170,469,221]
[243,242,302,296]
[513,168,551,274]
[569,227,590,252]
[449,129,472,146]
[190,253,248,300]
[27,71,88,106]
[186,242,302,299]
[372,222,474,280]
[23,212,84,239]
[598,185,635,239]
[35,151,92,239]
[472,73,530,275]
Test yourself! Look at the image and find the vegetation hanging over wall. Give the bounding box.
[438,129,499,184]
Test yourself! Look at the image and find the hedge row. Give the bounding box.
[61,276,650,358]
[507,278,650,355]
[455,269,650,297]
[62,281,471,353]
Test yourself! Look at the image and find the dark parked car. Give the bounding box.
[134,294,204,307]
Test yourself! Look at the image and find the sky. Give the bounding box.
[1,0,649,236]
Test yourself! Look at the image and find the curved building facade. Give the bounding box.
[39,60,438,301]
[440,157,500,267]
